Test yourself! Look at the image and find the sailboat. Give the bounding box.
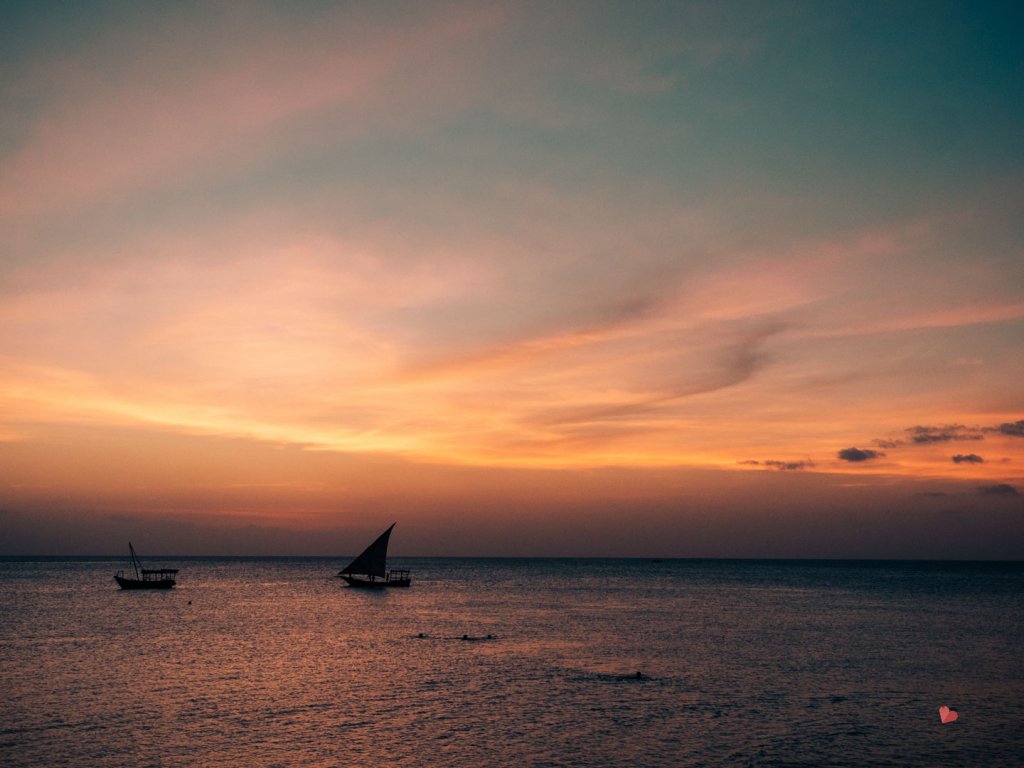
[114,542,178,590]
[337,523,411,588]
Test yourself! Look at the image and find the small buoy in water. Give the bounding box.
[635,671,645,680]
[188,600,192,605]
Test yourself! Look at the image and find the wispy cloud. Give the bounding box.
[816,303,1024,338]
[906,425,985,444]
[740,459,814,471]
[0,3,510,219]
[519,320,788,430]
[872,438,902,449]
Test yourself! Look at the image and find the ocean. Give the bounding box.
[1,557,1022,767]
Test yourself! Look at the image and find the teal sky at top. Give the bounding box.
[2,1,1021,214]
[1,0,1022,353]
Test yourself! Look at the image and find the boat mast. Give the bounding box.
[129,542,141,580]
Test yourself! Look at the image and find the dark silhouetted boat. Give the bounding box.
[337,523,411,588]
[114,542,178,590]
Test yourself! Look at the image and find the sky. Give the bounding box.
[1,0,1022,557]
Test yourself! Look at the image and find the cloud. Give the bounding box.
[906,424,984,444]
[837,447,883,462]
[872,438,902,449]
[870,419,1021,453]
[993,420,1024,438]
[764,460,814,471]
[865,420,1018,458]
[978,483,1020,497]
[522,320,788,429]
[740,459,814,471]
[952,453,984,464]
[814,302,1024,337]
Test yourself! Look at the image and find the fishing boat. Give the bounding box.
[114,542,178,590]
[337,523,411,588]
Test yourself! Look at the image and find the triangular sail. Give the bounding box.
[339,523,395,578]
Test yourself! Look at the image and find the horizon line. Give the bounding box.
[2,554,1022,563]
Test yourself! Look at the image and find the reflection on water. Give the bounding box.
[1,558,1022,766]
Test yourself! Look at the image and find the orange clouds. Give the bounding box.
[3,213,1023,479]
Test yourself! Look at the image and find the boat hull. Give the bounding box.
[114,575,176,590]
[339,575,410,588]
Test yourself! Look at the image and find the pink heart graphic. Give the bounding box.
[938,706,958,724]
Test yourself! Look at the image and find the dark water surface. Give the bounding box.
[1,558,1022,766]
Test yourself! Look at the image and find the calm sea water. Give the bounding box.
[1,557,1022,767]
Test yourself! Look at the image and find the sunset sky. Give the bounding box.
[2,1,1022,557]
